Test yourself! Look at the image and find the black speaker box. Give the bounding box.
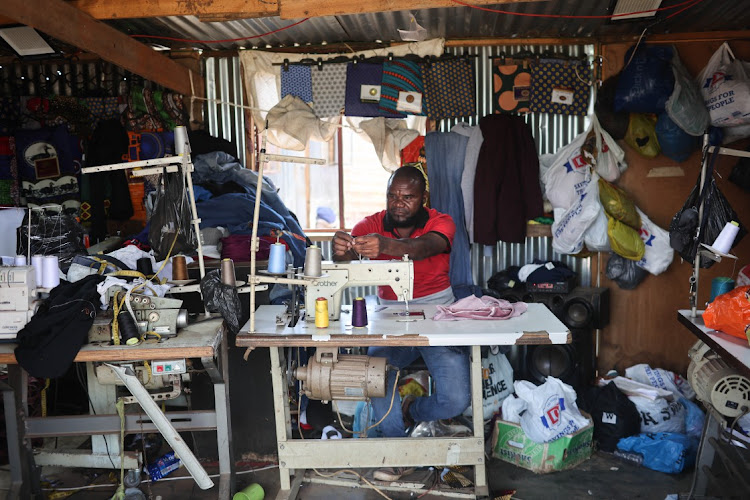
[518,287,610,330]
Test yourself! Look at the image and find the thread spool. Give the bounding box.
[174,126,190,156]
[709,277,735,303]
[14,255,26,266]
[31,255,43,287]
[711,221,740,254]
[352,297,368,328]
[267,242,287,274]
[303,245,322,277]
[315,297,329,328]
[117,311,141,346]
[221,258,236,286]
[41,255,60,288]
[136,257,154,277]
[172,255,188,281]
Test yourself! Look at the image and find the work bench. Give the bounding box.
[0,316,235,499]
[237,302,570,500]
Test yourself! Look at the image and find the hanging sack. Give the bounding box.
[698,42,750,127]
[666,50,710,136]
[702,285,750,341]
[615,45,675,113]
[598,178,641,229]
[624,113,661,158]
[148,171,198,261]
[551,173,601,255]
[541,137,592,210]
[606,253,648,290]
[581,114,627,182]
[463,348,514,420]
[634,208,674,276]
[529,58,591,116]
[583,208,611,252]
[595,73,629,140]
[607,214,646,261]
[654,112,698,163]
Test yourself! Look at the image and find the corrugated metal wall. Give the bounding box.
[205,43,595,301]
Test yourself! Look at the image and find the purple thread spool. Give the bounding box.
[352,297,368,328]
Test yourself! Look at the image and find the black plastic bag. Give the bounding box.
[148,171,197,261]
[584,383,641,453]
[200,269,242,334]
[487,266,522,293]
[17,209,87,268]
[595,73,629,140]
[669,150,747,268]
[729,147,750,192]
[606,253,648,290]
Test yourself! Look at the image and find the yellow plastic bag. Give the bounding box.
[607,214,645,261]
[598,178,641,229]
[625,113,661,158]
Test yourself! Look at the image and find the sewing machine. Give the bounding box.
[0,266,38,338]
[303,258,414,321]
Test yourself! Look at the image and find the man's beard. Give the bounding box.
[385,207,426,228]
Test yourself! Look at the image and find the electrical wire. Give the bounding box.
[449,0,705,19]
[130,18,310,44]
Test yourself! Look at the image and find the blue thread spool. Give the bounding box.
[709,277,735,303]
[267,242,287,274]
[352,297,368,328]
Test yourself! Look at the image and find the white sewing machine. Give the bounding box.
[0,266,37,337]
[304,258,413,321]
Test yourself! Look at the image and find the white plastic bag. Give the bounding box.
[514,376,591,444]
[698,42,750,127]
[634,208,674,275]
[628,395,687,434]
[464,349,514,420]
[667,50,710,137]
[586,115,627,182]
[583,207,611,252]
[625,363,696,400]
[501,393,526,424]
[541,137,592,210]
[552,173,601,255]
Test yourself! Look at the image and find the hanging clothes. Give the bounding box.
[424,131,473,290]
[473,115,543,245]
[452,123,483,244]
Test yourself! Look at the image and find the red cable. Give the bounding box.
[449,0,703,19]
[666,0,703,19]
[131,17,310,44]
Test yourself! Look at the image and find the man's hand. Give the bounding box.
[332,231,356,259]
[352,234,385,259]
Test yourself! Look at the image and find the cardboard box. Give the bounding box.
[491,412,593,473]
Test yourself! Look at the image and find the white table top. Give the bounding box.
[237,303,570,347]
[678,309,750,378]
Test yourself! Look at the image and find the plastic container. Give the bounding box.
[146,451,181,480]
[233,482,265,500]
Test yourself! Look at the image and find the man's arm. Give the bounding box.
[352,232,448,261]
[332,231,359,261]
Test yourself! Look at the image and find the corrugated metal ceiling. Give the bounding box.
[95,1,750,53]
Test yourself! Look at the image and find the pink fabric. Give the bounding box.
[432,295,527,321]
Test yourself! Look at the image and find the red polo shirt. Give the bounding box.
[351,208,455,300]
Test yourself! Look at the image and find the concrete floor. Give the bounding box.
[1,450,693,499]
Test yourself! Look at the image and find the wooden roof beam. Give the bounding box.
[279,0,546,19]
[0,0,203,96]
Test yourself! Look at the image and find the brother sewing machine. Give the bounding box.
[303,258,414,321]
[0,266,38,338]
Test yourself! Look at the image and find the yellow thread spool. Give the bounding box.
[315,297,329,328]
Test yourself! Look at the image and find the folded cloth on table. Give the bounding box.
[432,295,527,321]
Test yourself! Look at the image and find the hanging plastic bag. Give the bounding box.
[702,285,750,341]
[617,432,697,474]
[598,179,641,229]
[615,45,675,113]
[583,208,610,252]
[514,377,591,444]
[655,112,698,163]
[624,113,661,158]
[463,348,513,420]
[581,114,627,182]
[608,214,645,261]
[148,171,198,261]
[595,73,629,140]
[541,135,592,210]
[606,253,648,290]
[698,42,750,127]
[666,50,709,136]
[551,174,601,255]
[634,208,674,276]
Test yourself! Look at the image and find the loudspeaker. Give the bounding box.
[509,287,609,389]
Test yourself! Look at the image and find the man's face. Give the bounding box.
[386,178,425,228]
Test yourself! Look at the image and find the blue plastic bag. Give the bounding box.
[615,45,675,113]
[617,432,698,474]
[680,398,705,440]
[655,113,698,162]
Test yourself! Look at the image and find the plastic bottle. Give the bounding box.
[146,451,181,480]
[613,449,643,466]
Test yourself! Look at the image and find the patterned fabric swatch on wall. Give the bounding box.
[281,65,313,104]
[493,63,531,114]
[422,58,475,120]
[0,97,21,135]
[344,62,402,118]
[379,58,424,116]
[311,63,347,118]
[529,59,591,116]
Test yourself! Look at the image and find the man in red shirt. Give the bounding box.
[333,166,470,481]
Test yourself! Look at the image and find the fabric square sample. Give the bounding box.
[281,65,313,104]
[344,63,402,118]
[493,63,532,114]
[311,63,347,118]
[530,59,591,116]
[422,58,475,120]
[379,59,424,116]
